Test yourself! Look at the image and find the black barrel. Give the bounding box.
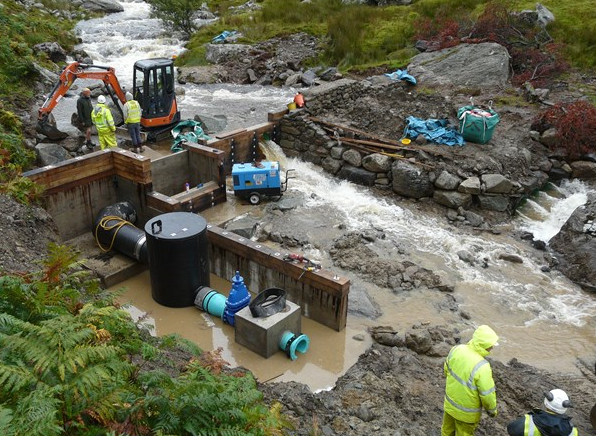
[145,212,210,307]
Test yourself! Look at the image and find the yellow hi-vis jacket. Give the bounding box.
[124,99,141,124]
[91,104,115,133]
[443,325,499,424]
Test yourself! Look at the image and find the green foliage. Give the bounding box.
[147,0,206,37]
[0,0,77,107]
[0,308,135,436]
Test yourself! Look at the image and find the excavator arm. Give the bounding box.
[37,62,128,139]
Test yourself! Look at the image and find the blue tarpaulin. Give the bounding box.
[171,120,211,152]
[384,69,417,85]
[211,30,238,43]
[402,116,464,146]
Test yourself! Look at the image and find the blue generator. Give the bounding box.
[232,161,294,205]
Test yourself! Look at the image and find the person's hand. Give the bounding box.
[488,410,498,418]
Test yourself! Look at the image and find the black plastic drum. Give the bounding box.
[145,212,210,307]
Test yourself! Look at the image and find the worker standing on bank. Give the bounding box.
[91,95,117,150]
[442,325,499,436]
[123,91,144,153]
[507,389,579,436]
[77,87,94,150]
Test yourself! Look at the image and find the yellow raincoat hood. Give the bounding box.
[468,325,499,357]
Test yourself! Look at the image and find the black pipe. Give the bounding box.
[93,202,148,264]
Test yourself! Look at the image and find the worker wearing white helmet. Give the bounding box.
[91,95,117,150]
[507,389,579,436]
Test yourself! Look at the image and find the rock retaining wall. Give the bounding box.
[278,78,596,220]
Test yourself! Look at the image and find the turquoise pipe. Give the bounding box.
[194,286,226,318]
[279,331,310,361]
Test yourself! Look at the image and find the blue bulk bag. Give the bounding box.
[457,100,500,144]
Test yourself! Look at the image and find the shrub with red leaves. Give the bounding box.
[533,101,596,159]
[413,16,461,51]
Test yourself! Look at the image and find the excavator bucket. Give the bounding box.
[36,113,68,140]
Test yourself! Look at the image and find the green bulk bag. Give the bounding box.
[457,100,500,144]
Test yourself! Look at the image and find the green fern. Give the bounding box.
[0,308,135,436]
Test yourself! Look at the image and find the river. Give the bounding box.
[76,1,596,391]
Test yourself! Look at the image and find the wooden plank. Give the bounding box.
[111,149,152,183]
[207,225,349,296]
[268,109,288,122]
[145,191,181,212]
[42,168,116,195]
[215,128,247,139]
[171,181,217,202]
[24,152,114,190]
[187,143,226,159]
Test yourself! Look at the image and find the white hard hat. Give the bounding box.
[544,389,571,414]
[125,91,133,101]
[97,95,106,104]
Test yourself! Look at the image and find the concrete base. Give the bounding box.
[235,301,301,358]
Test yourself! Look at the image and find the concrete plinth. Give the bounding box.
[235,301,301,358]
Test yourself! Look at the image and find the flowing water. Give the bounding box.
[78,1,596,390]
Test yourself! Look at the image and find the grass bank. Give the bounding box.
[181,0,596,72]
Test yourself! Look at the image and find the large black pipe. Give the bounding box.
[93,202,148,264]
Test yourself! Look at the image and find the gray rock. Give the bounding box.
[457,250,475,264]
[498,253,524,264]
[434,170,461,190]
[458,177,481,194]
[536,3,555,27]
[322,156,343,175]
[338,165,377,186]
[539,128,557,148]
[405,329,433,354]
[319,67,340,81]
[477,195,509,212]
[391,160,434,199]
[342,149,362,167]
[193,114,227,134]
[571,161,596,179]
[348,284,382,318]
[433,190,472,209]
[285,73,301,87]
[463,210,484,227]
[482,174,513,194]
[81,0,124,13]
[35,143,72,166]
[408,43,510,88]
[177,65,228,84]
[362,153,392,172]
[301,69,318,87]
[205,43,253,64]
[247,68,258,82]
[33,42,67,63]
[330,146,346,159]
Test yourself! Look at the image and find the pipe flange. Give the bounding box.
[249,288,286,318]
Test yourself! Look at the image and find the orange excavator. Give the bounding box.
[37,58,181,141]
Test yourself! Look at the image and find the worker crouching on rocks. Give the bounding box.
[507,389,579,436]
[441,325,499,436]
[91,95,117,150]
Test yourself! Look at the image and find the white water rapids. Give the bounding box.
[76,1,596,385]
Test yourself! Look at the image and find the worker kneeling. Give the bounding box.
[91,95,117,150]
[507,389,579,436]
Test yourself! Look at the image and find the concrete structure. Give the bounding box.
[235,301,301,358]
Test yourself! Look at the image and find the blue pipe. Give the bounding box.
[222,271,251,326]
[194,286,226,318]
[279,331,310,360]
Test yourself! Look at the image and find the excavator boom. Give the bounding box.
[37,58,180,142]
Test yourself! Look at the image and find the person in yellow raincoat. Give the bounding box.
[442,325,499,436]
[91,95,117,150]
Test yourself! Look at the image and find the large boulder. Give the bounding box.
[204,43,253,64]
[35,143,73,166]
[549,192,596,291]
[80,0,124,13]
[407,42,510,89]
[33,42,67,63]
[177,65,229,84]
[392,160,434,199]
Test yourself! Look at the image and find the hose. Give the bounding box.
[94,215,135,252]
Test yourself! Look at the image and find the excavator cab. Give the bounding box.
[132,58,180,137]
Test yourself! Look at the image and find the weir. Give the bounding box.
[23,112,349,332]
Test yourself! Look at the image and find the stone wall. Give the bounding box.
[278,78,596,220]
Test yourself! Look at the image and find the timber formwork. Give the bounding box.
[23,114,349,331]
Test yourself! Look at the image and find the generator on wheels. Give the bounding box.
[232,161,295,205]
